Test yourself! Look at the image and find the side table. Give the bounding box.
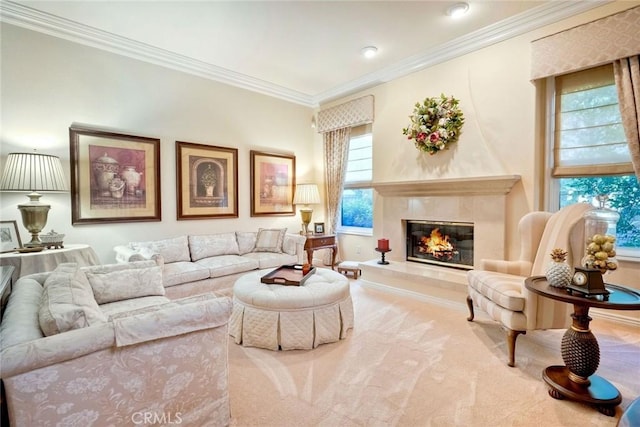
[304,234,337,270]
[0,244,101,283]
[525,276,640,416]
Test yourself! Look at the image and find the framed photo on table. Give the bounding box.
[176,141,238,219]
[314,222,325,234]
[70,126,161,224]
[250,150,295,216]
[0,220,22,253]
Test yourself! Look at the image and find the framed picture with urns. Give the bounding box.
[176,141,238,220]
[250,150,295,217]
[69,126,161,224]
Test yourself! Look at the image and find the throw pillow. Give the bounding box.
[282,233,299,256]
[188,233,240,261]
[86,265,165,305]
[39,263,107,337]
[130,235,190,264]
[236,232,257,255]
[253,228,286,253]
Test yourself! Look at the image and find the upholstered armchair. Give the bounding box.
[466,203,592,367]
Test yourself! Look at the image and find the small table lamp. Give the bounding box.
[0,152,68,247]
[293,183,321,235]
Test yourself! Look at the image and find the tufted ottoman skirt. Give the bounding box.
[229,268,354,350]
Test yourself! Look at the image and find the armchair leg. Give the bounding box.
[506,329,526,367]
[466,295,475,321]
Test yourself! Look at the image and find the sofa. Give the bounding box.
[113,229,307,298]
[0,261,232,426]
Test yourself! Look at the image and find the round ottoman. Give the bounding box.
[229,268,354,350]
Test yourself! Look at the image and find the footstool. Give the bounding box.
[229,268,354,350]
[337,261,361,279]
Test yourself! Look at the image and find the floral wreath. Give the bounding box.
[402,94,465,155]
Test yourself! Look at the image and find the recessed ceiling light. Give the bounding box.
[361,46,378,59]
[447,2,469,18]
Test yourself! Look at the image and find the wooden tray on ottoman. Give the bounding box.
[260,264,316,286]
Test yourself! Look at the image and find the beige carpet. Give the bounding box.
[228,281,640,426]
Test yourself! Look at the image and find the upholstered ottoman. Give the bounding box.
[229,268,354,350]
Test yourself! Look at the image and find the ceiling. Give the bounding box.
[2,1,607,106]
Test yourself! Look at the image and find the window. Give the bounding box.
[549,64,639,251]
[339,126,373,234]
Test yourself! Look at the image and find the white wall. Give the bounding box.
[0,24,318,263]
[332,1,640,289]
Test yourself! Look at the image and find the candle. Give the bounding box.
[378,238,389,251]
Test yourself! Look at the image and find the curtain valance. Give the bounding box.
[317,95,374,133]
[531,6,640,80]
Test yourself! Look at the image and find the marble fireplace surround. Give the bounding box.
[361,175,521,300]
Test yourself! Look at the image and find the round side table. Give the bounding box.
[525,276,640,416]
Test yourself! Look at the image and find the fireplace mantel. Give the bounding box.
[372,175,521,197]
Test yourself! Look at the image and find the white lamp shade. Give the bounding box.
[293,184,320,205]
[0,152,68,192]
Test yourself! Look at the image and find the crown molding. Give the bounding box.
[0,1,315,106]
[314,1,610,105]
[1,1,610,108]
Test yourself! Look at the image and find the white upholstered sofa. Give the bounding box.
[0,261,232,426]
[113,229,307,298]
[466,203,592,367]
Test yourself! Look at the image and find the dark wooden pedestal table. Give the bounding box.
[525,276,640,416]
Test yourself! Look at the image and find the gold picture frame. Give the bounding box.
[176,141,238,219]
[70,126,161,224]
[250,150,295,217]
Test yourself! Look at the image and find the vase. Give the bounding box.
[545,261,572,288]
[582,195,619,274]
[92,153,119,197]
[121,166,142,196]
[109,177,125,199]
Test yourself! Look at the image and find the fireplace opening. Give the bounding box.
[405,220,474,270]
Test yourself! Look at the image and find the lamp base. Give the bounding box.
[18,192,51,247]
[300,208,313,235]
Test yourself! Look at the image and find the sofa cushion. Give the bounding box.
[130,235,190,263]
[86,265,165,304]
[254,228,286,253]
[99,295,171,318]
[236,232,257,255]
[39,263,107,337]
[242,252,299,269]
[195,255,259,278]
[189,233,240,261]
[467,270,526,312]
[162,262,211,287]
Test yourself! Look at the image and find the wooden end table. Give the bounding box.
[525,276,640,416]
[304,234,337,269]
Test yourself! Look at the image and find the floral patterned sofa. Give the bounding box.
[113,229,307,298]
[0,261,232,426]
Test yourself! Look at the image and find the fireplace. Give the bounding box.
[405,220,474,270]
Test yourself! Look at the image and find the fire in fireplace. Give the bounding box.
[405,220,474,270]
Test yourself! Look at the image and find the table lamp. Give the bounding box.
[0,152,68,247]
[293,183,320,235]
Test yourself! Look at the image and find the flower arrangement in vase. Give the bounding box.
[402,94,464,155]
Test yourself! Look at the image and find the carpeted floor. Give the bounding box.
[228,280,640,426]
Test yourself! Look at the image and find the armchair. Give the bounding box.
[466,203,592,367]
